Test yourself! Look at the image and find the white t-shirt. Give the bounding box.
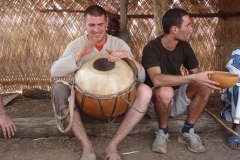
[51,34,145,82]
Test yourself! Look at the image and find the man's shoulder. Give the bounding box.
[70,35,86,44]
[107,34,125,43]
[147,36,161,45]
[64,35,86,48]
[144,37,161,51]
[64,35,87,53]
[176,40,195,54]
[106,35,131,52]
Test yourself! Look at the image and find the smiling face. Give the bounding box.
[175,15,193,41]
[107,19,120,36]
[83,14,108,46]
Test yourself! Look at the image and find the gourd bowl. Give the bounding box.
[209,71,238,89]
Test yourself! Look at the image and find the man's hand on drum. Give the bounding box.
[0,114,16,138]
[74,34,98,62]
[106,49,131,62]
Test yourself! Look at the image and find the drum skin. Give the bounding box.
[74,54,138,119]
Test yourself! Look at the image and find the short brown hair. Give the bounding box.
[84,5,107,22]
[162,8,189,34]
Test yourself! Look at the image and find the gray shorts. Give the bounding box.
[147,84,191,118]
[51,81,80,116]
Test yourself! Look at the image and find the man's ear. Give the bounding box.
[170,26,178,34]
[106,19,109,29]
[82,21,86,29]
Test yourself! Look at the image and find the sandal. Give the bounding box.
[228,135,240,149]
[80,153,96,160]
[104,153,122,160]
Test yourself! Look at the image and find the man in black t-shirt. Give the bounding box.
[142,8,220,154]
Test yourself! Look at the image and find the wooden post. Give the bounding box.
[120,0,128,30]
[214,0,226,71]
[152,0,167,36]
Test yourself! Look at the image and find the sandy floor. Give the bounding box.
[0,93,239,160]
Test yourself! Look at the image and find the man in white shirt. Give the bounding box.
[51,5,152,160]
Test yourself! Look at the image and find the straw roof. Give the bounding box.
[1,0,240,92]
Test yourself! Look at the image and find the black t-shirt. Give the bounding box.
[142,36,199,89]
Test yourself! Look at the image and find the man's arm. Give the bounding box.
[0,95,16,138]
[124,52,145,83]
[106,49,145,83]
[51,36,97,78]
[147,66,220,89]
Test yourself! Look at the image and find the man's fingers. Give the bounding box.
[207,79,220,86]
[9,123,15,137]
[1,121,16,138]
[88,34,98,45]
[6,126,11,138]
[2,126,7,138]
[205,82,221,90]
[12,122,17,132]
[106,49,112,54]
[2,124,12,138]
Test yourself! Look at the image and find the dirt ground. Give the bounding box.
[0,94,240,160]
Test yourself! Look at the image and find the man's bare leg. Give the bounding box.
[62,108,96,160]
[53,83,96,159]
[150,87,173,154]
[177,83,211,153]
[104,83,152,157]
[185,83,211,124]
[153,87,174,128]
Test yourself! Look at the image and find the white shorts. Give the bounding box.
[147,84,191,118]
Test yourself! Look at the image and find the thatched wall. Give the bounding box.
[0,0,240,93]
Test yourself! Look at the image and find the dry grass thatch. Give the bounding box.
[0,0,240,93]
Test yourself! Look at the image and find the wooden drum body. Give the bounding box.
[73,54,138,119]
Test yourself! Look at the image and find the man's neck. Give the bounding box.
[161,34,179,51]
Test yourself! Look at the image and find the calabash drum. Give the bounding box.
[73,54,138,119]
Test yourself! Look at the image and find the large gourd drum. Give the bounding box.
[73,54,138,119]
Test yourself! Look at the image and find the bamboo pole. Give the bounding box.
[39,9,240,19]
[120,0,128,30]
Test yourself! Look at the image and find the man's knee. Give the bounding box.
[51,82,72,116]
[153,87,174,104]
[53,82,69,92]
[187,83,211,100]
[52,82,71,101]
[133,84,152,112]
[137,83,152,100]
[196,84,211,99]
